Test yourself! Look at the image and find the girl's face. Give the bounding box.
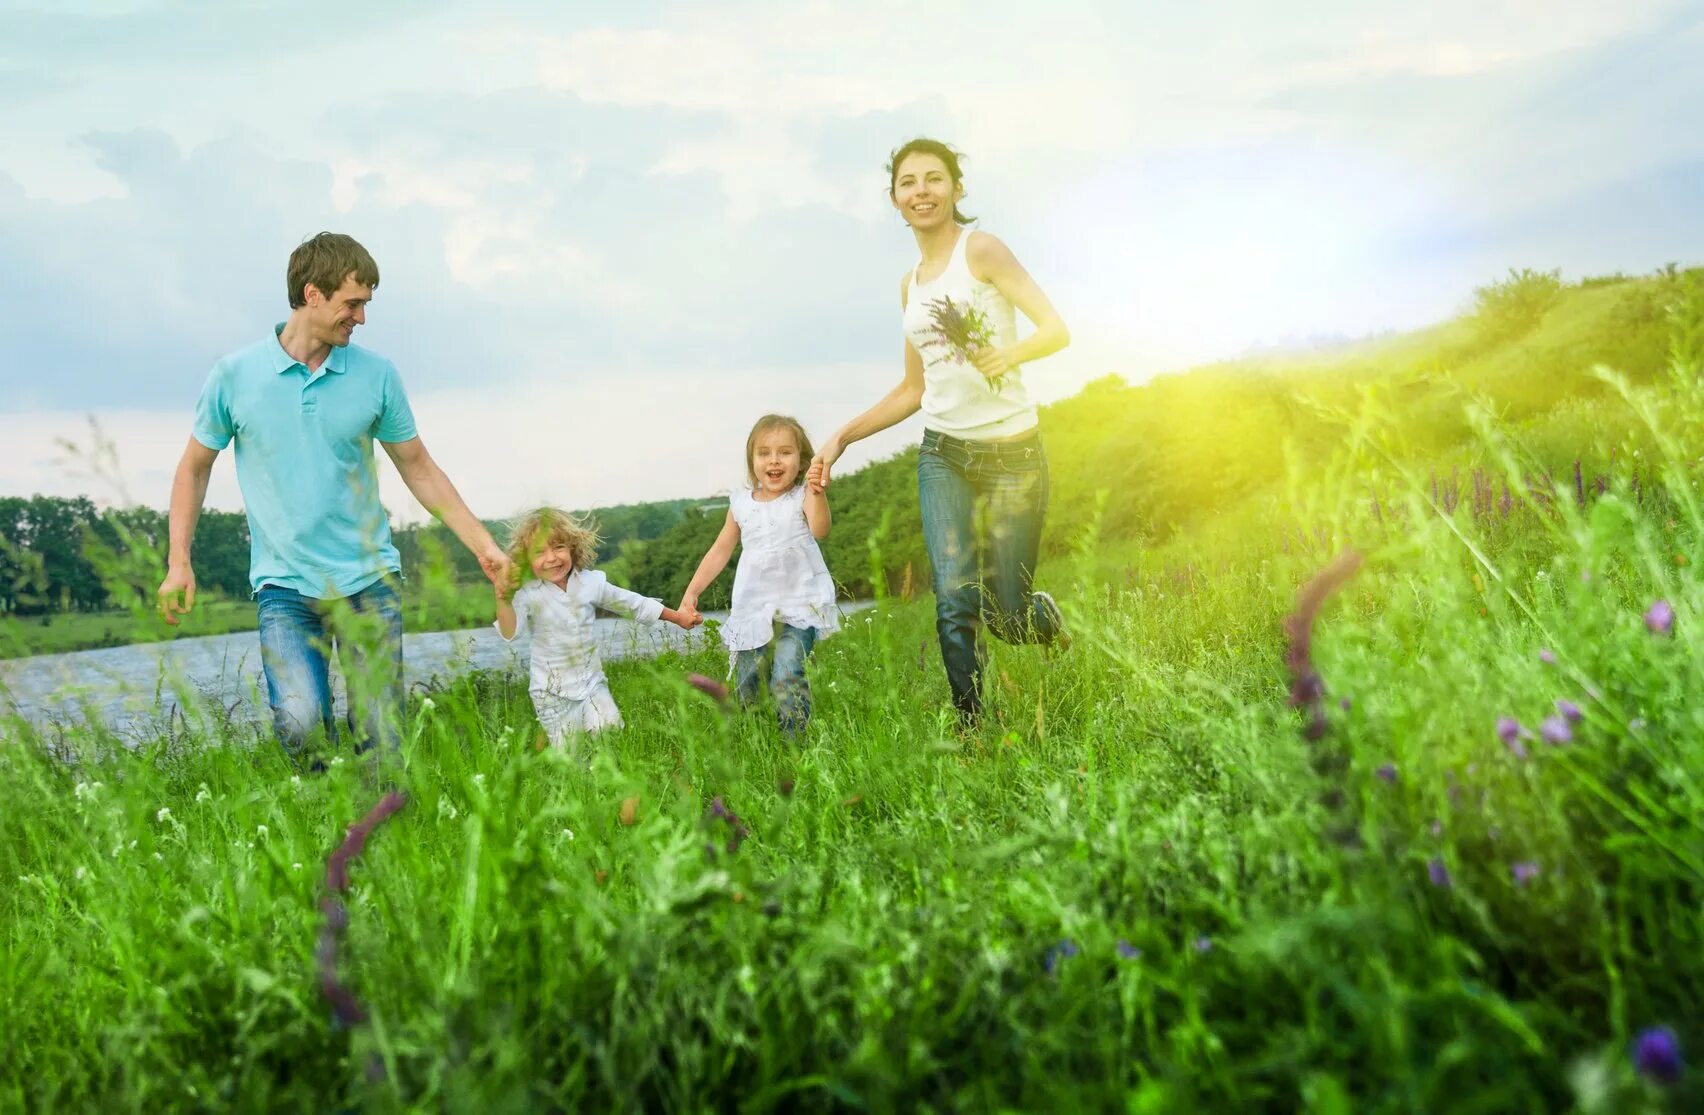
[751,427,801,495]
[890,152,959,231]
[530,538,574,587]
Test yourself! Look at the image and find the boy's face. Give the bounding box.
[530,539,573,587]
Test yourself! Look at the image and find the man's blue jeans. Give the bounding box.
[256,578,404,759]
[917,428,1061,723]
[734,623,818,737]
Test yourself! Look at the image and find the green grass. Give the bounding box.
[3,368,1701,1110]
[3,273,1701,1109]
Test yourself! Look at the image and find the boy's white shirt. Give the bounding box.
[497,569,665,699]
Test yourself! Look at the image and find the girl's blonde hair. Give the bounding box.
[506,507,599,579]
[744,414,814,489]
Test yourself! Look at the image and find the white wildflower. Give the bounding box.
[194,784,211,804]
[75,866,86,881]
[473,773,486,787]
[438,798,459,821]
[292,862,303,872]
[156,807,172,823]
[153,853,163,862]
[561,828,575,842]
[421,697,436,712]
[256,824,269,839]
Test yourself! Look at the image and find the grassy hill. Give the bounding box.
[628,265,1701,608]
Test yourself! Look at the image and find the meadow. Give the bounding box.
[1,268,1700,1111]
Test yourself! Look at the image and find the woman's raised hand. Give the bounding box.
[808,440,841,492]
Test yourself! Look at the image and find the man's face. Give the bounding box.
[304,273,372,348]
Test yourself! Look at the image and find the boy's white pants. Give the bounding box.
[530,681,624,747]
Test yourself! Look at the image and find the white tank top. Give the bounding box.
[901,228,1038,441]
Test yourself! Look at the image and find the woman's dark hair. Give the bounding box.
[886,138,975,225]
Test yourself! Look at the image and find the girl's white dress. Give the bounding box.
[722,485,839,665]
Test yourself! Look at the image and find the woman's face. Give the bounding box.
[890,152,959,230]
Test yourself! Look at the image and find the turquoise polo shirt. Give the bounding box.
[191,325,418,599]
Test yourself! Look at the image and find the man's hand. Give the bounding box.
[477,545,514,591]
[158,564,197,626]
[676,594,702,628]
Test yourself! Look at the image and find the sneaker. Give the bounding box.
[1034,591,1072,651]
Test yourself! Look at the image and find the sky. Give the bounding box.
[0,0,1699,522]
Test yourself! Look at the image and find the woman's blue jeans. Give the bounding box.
[256,577,404,759]
[917,428,1060,722]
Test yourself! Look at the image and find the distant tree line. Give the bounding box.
[0,495,704,618]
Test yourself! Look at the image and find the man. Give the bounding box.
[157,232,511,759]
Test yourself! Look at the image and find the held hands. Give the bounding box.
[477,545,516,594]
[808,440,842,492]
[676,594,703,628]
[157,564,196,626]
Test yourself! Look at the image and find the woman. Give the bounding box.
[810,137,1071,727]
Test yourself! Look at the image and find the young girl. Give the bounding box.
[678,415,838,736]
[496,508,699,748]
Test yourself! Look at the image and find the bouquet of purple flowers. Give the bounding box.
[925,296,1008,392]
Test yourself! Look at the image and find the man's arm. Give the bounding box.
[158,437,220,625]
[380,436,512,587]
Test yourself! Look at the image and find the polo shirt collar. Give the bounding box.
[270,323,348,375]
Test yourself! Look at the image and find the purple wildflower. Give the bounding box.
[1511,861,1540,885]
[1193,935,1213,954]
[1538,648,1557,665]
[705,795,750,854]
[1555,699,1583,723]
[1645,599,1675,636]
[1539,716,1572,745]
[1430,819,1443,838]
[687,673,731,703]
[1115,940,1141,961]
[1375,763,1398,784]
[1496,716,1530,760]
[1428,857,1453,888]
[1043,939,1079,976]
[1632,1025,1683,1084]
[1339,696,1352,712]
[925,297,1004,389]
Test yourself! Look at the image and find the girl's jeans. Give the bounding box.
[916,427,1061,722]
[734,623,818,736]
[256,578,404,759]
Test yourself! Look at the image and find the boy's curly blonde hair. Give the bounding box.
[506,508,599,581]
